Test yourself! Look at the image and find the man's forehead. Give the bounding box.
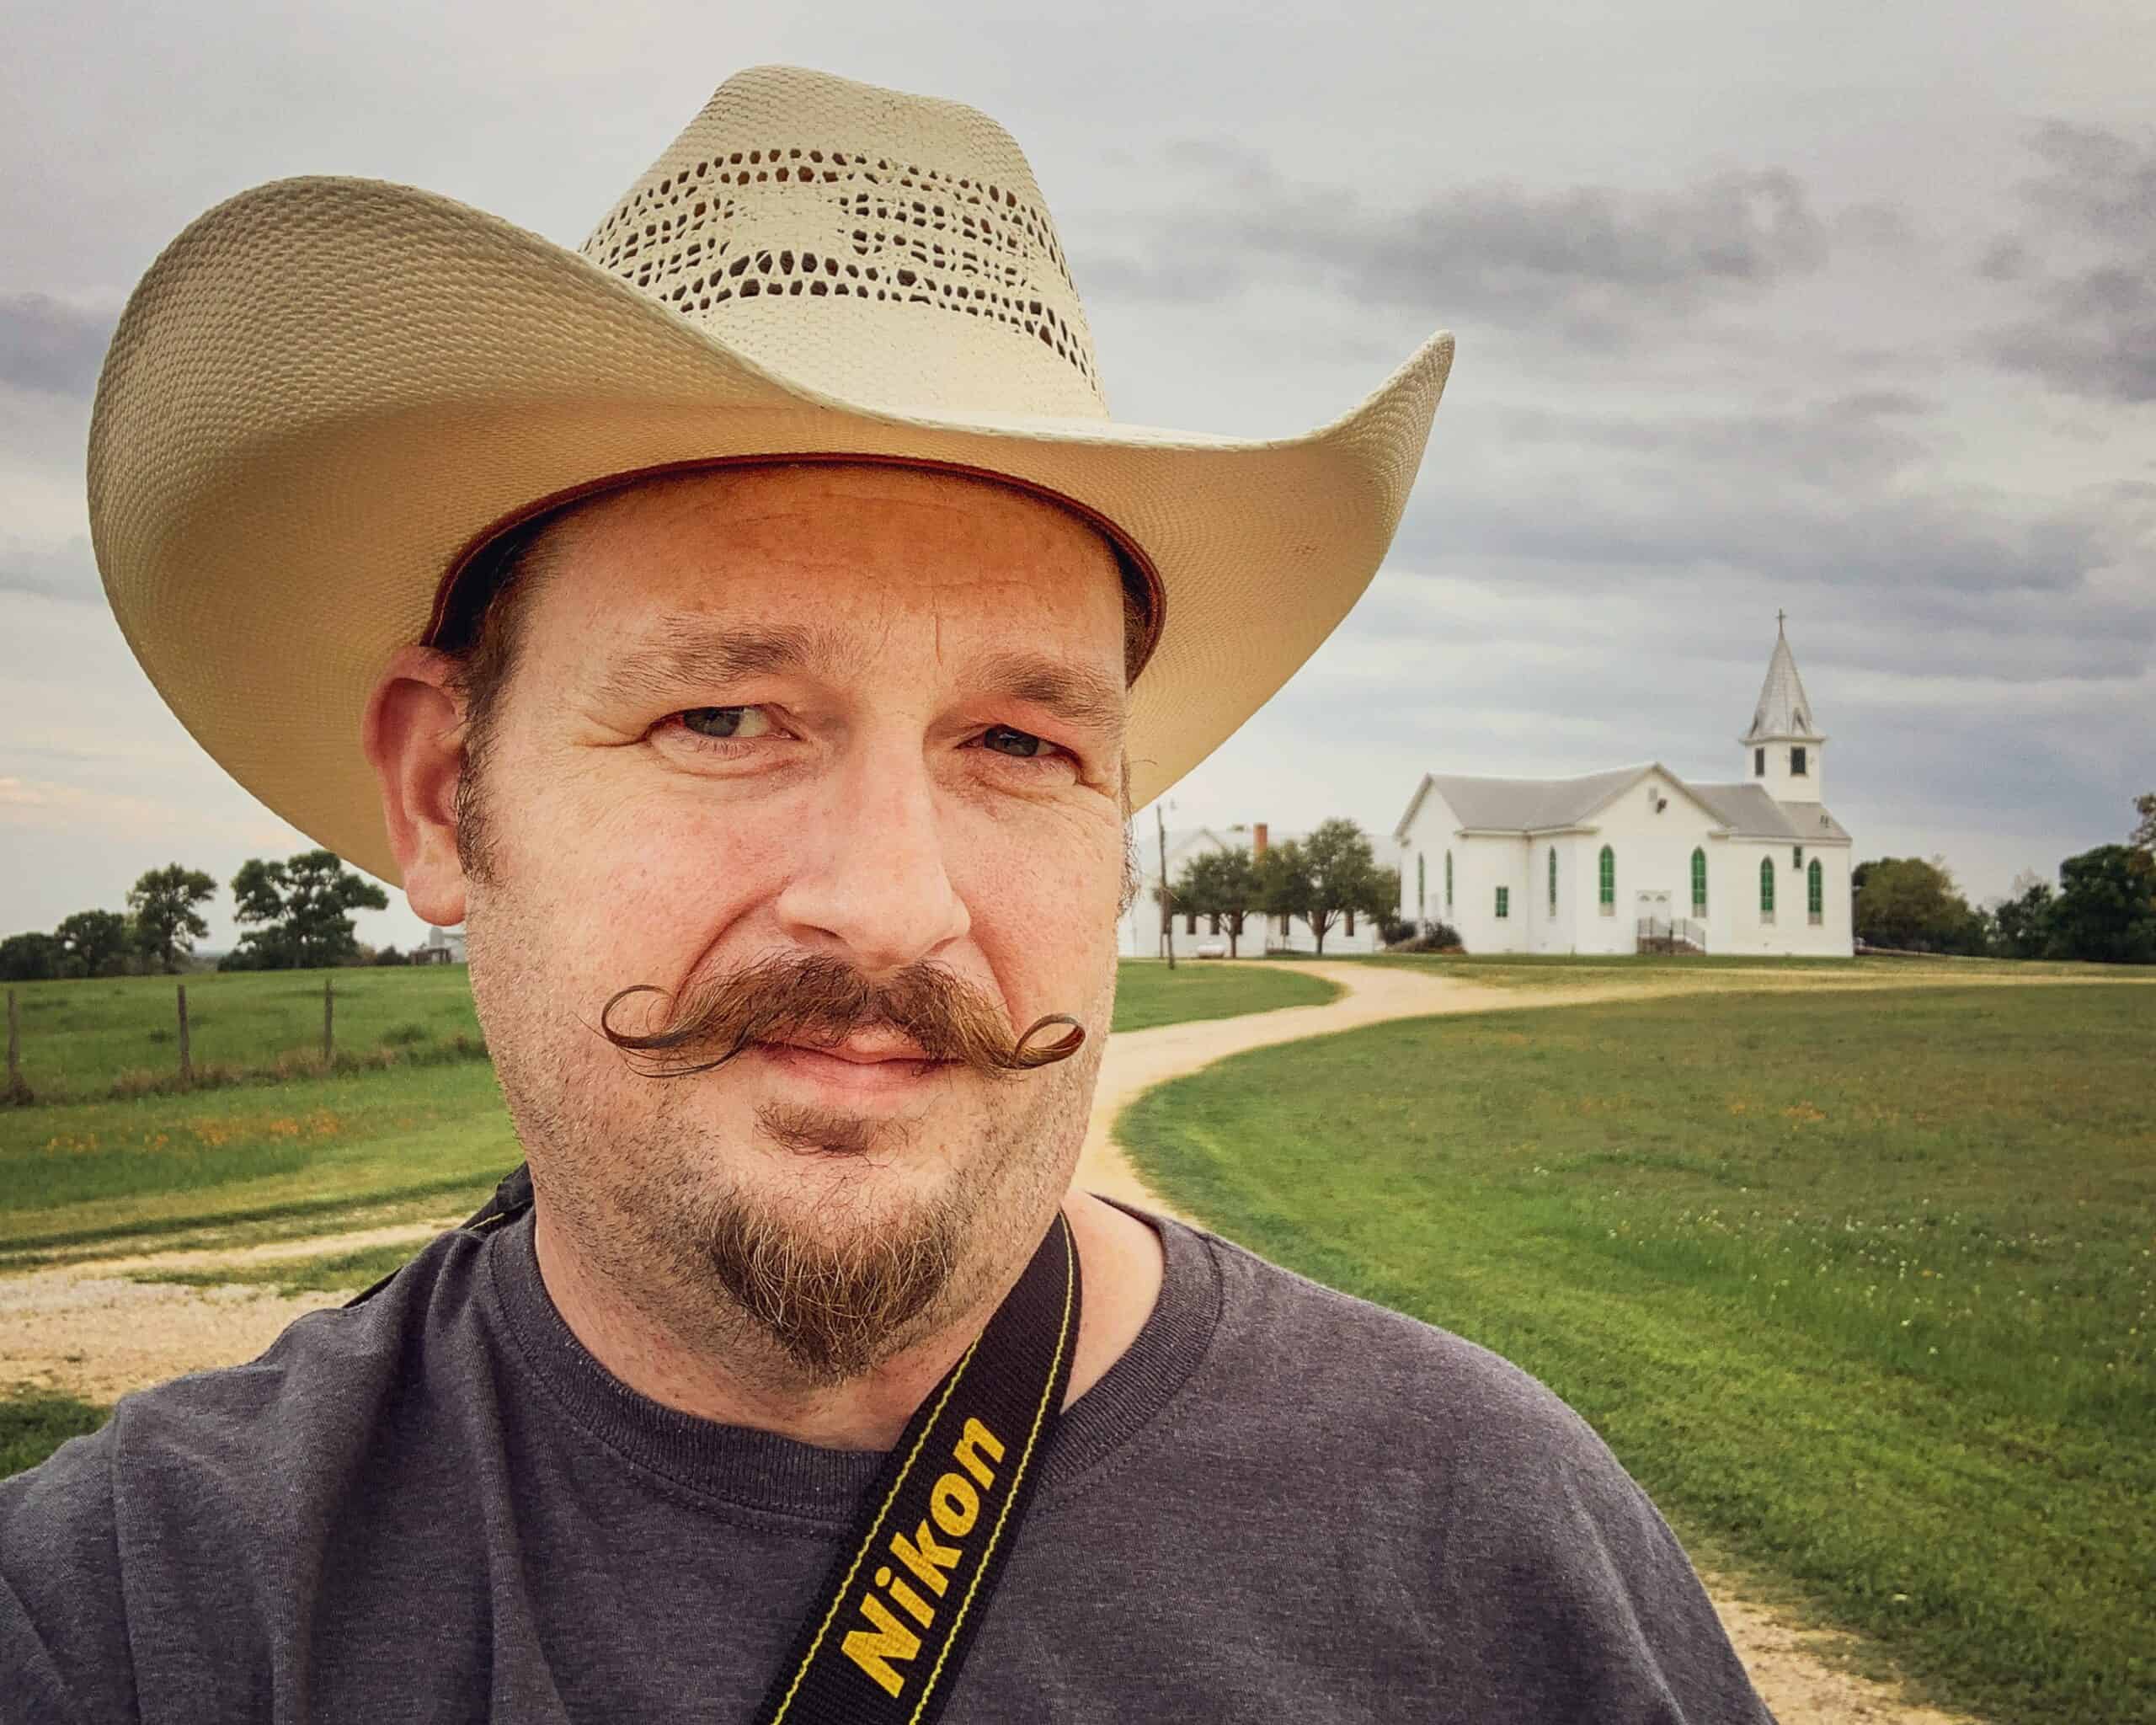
[518,463,1134,681]
[552,462,1123,579]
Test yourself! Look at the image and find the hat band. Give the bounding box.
[420,451,1166,681]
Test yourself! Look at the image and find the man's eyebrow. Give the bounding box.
[586,619,867,707]
[968,650,1126,738]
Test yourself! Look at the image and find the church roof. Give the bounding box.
[1690,783,1850,841]
[1398,764,1657,836]
[1741,619,1823,743]
[1398,766,1849,844]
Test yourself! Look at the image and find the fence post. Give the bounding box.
[176,983,192,1087]
[323,976,335,1066]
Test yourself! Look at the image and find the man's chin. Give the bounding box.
[692,1173,974,1381]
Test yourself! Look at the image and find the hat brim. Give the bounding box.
[88,175,1452,886]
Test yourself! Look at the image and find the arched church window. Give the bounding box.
[1759,857,1776,921]
[1548,846,1558,915]
[1598,845,1615,915]
[1691,848,1707,916]
[1808,858,1824,925]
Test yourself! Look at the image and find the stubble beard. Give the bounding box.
[467,899,1106,1391]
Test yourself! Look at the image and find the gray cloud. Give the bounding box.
[1982,122,2156,403]
[0,537,99,603]
[1087,145,1832,342]
[0,295,116,397]
[1363,384,2155,713]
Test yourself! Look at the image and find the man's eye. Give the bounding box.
[678,707,774,740]
[981,724,1053,759]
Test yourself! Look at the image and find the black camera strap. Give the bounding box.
[355,1166,1081,1724]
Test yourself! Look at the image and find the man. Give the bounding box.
[3,66,1774,1722]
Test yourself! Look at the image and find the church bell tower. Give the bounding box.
[1739,613,1826,804]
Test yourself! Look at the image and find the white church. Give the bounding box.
[1392,621,1854,957]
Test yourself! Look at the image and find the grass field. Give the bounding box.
[2,966,488,1103]
[2,958,1336,1105]
[0,959,1335,1260]
[1118,983,2155,1725]
[1302,950,2131,991]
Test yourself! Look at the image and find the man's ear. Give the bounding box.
[363,644,472,928]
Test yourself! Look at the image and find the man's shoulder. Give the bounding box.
[1185,1218,1603,1461]
[1181,1215,1630,1492]
[0,1225,500,1717]
[9,1221,494,1508]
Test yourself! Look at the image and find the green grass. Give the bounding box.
[1,965,486,1103]
[3,959,1337,1105]
[1310,951,2131,989]
[128,1240,424,1299]
[1,1389,108,1479]
[1108,960,1338,1031]
[0,1061,517,1259]
[1118,984,2156,1725]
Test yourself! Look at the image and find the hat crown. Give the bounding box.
[579,66,1108,420]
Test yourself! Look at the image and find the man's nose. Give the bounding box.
[772,747,971,974]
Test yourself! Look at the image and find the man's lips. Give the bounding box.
[746,1036,957,1097]
[761,1034,943,1065]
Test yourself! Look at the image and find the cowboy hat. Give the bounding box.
[88,64,1453,886]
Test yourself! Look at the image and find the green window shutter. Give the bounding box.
[1759,857,1776,915]
[1445,850,1454,909]
[1598,846,1614,905]
[1417,852,1426,912]
[1808,858,1823,917]
[1548,846,1558,914]
[1690,847,1707,914]
[1496,886,1508,919]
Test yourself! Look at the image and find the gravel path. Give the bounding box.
[12,959,2095,1720]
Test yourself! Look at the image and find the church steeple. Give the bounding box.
[1739,613,1826,804]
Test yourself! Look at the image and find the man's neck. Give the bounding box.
[531,1189,1165,1451]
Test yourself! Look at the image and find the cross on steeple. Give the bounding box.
[1776,608,1787,633]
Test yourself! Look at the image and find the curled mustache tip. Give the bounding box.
[1011,1013,1086,1069]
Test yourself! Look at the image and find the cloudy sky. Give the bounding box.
[3,0,2150,951]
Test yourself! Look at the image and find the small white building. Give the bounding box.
[1393,622,1854,957]
[1118,822,1385,958]
[419,925,468,965]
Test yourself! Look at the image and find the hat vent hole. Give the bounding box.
[578,140,1100,394]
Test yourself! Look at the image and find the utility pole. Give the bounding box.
[1155,802,1176,969]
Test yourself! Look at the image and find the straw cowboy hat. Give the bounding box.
[88,64,1453,886]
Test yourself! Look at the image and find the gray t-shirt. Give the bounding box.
[2,1204,1774,1722]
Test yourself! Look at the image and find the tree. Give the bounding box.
[1257,820,1390,955]
[1853,856,1986,954]
[127,863,217,973]
[2131,792,2155,856]
[1172,849,1260,957]
[1990,874,2057,960]
[230,849,391,969]
[0,932,65,982]
[55,909,132,978]
[2047,844,2156,964]
[1255,839,1312,950]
